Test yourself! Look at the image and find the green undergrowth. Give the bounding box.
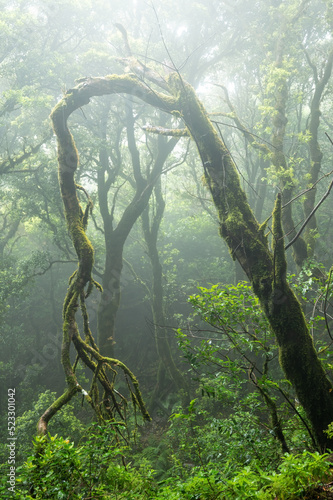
[0,428,331,499]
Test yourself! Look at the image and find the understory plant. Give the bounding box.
[0,421,157,499]
[1,437,331,500]
[175,279,331,455]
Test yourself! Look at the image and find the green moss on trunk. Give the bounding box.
[166,73,333,450]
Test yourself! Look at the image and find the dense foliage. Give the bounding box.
[2,0,333,497]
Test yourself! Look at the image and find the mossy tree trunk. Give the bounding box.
[168,73,333,451]
[221,5,310,268]
[48,72,333,450]
[38,81,154,437]
[267,26,308,268]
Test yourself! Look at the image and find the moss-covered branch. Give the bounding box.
[41,69,333,450]
[160,72,333,451]
[37,81,154,437]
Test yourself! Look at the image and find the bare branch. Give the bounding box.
[285,178,333,251]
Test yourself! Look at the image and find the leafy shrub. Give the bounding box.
[0,422,157,500]
[1,428,331,500]
[12,390,85,464]
[260,451,332,499]
[168,396,281,475]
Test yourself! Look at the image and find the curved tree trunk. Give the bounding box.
[167,73,333,451]
[50,72,333,450]
[38,82,154,437]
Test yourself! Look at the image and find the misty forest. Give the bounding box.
[3,0,333,498]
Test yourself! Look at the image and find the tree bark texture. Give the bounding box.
[169,73,333,451]
[47,72,333,450]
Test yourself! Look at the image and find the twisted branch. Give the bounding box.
[37,78,153,436]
